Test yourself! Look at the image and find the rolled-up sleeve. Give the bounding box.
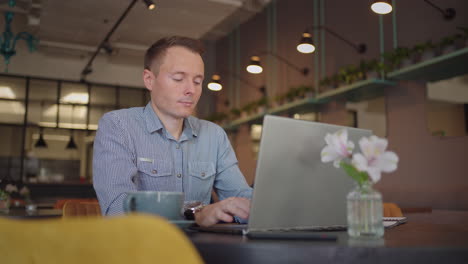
[214,127,253,201]
[93,112,137,216]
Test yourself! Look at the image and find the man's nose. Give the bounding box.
[184,81,196,95]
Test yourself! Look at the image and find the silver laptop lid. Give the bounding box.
[248,115,372,231]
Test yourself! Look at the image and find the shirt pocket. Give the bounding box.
[137,160,173,178]
[188,161,216,180]
[136,160,173,190]
[188,161,216,199]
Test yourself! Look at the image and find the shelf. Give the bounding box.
[223,97,326,131]
[222,79,394,131]
[387,47,468,82]
[268,97,325,115]
[220,48,468,132]
[223,112,265,131]
[316,78,395,102]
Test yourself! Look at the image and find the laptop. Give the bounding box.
[191,115,372,239]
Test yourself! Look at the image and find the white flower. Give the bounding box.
[352,135,399,183]
[5,184,18,193]
[321,129,355,168]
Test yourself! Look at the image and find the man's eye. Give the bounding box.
[173,78,183,82]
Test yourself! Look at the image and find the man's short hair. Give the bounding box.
[144,36,205,73]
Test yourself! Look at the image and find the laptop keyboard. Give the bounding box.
[252,225,347,232]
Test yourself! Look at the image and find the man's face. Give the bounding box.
[144,46,204,121]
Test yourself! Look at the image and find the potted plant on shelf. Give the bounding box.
[457,27,468,46]
[411,40,435,63]
[319,77,332,92]
[365,59,386,79]
[230,108,241,120]
[256,97,268,114]
[272,93,287,108]
[297,85,314,99]
[331,74,342,89]
[241,102,256,118]
[437,34,465,54]
[382,47,412,71]
[285,87,298,102]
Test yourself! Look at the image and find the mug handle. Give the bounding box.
[123,194,137,213]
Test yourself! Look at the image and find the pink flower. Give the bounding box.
[321,129,355,168]
[352,136,399,183]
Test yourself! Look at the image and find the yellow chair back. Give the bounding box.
[0,214,204,264]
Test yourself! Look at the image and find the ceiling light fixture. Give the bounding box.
[246,56,263,74]
[66,131,78,150]
[297,32,315,54]
[207,75,222,91]
[143,0,156,10]
[371,0,393,15]
[247,53,309,75]
[0,0,39,72]
[34,128,48,148]
[297,26,366,54]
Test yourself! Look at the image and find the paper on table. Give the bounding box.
[383,216,407,229]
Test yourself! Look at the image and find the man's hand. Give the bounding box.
[194,197,250,227]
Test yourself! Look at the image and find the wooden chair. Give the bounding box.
[62,200,102,218]
[0,214,203,264]
[54,198,98,210]
[383,202,404,217]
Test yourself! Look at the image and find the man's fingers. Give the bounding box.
[216,210,233,223]
[223,199,250,219]
[234,197,251,214]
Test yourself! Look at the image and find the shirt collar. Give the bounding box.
[144,102,199,138]
[144,102,164,134]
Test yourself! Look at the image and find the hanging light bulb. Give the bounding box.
[297,32,316,54]
[66,130,78,150]
[246,56,263,74]
[207,75,222,91]
[34,127,47,148]
[143,0,156,10]
[371,0,393,15]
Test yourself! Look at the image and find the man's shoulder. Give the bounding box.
[100,106,145,127]
[188,116,224,133]
[102,106,144,120]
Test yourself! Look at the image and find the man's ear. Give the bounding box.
[143,69,154,91]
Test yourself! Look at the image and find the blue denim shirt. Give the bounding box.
[93,102,253,216]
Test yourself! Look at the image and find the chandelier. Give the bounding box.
[0,0,39,71]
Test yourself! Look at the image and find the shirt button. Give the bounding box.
[152,170,157,174]
[177,173,182,178]
[201,172,205,177]
[176,145,180,149]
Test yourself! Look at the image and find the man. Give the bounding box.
[93,36,252,227]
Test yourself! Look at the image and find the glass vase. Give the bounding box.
[0,195,11,214]
[346,182,384,238]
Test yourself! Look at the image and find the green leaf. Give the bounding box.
[340,161,369,186]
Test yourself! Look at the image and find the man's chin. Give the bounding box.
[178,109,194,118]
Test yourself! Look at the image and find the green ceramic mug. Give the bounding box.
[123,191,184,220]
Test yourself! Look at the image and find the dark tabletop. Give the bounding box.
[187,210,468,264]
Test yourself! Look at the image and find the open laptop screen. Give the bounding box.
[248,115,372,232]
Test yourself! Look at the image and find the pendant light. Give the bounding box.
[34,127,47,148]
[66,130,78,150]
[66,105,77,150]
[371,0,393,15]
[207,75,222,91]
[246,56,263,74]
